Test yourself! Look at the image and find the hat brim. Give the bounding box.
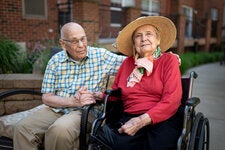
[116,16,177,56]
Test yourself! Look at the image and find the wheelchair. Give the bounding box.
[83,71,210,150]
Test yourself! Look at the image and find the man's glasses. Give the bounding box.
[62,36,87,45]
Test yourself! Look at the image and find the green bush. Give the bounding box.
[180,51,223,74]
[0,38,52,74]
[33,49,51,74]
[0,38,28,73]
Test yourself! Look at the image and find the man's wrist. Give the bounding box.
[68,96,81,107]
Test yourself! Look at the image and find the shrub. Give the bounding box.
[33,48,51,74]
[180,51,223,74]
[0,38,24,73]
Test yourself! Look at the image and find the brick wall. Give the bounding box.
[0,0,224,54]
[0,74,43,115]
[0,0,58,49]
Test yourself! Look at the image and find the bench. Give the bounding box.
[0,74,115,150]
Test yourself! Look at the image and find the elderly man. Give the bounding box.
[13,22,125,150]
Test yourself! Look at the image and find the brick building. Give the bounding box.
[0,0,224,54]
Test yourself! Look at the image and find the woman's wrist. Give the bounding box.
[93,91,103,100]
[139,113,152,127]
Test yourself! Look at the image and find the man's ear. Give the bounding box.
[59,39,66,50]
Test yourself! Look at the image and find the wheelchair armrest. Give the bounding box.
[186,97,200,108]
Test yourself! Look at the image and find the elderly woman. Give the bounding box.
[93,16,182,150]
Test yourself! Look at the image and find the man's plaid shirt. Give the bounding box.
[41,46,125,116]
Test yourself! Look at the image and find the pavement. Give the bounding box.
[183,62,225,150]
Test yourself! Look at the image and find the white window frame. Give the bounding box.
[22,0,47,19]
[141,0,159,16]
[110,7,122,27]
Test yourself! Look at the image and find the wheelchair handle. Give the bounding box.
[190,71,198,79]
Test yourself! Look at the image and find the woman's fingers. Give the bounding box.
[118,117,144,136]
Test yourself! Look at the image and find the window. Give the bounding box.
[211,8,218,37]
[110,0,135,27]
[57,0,72,27]
[22,0,47,19]
[141,0,159,16]
[182,5,193,38]
[110,0,122,27]
[211,8,218,21]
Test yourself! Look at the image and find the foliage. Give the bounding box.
[180,51,223,74]
[0,38,56,74]
[27,41,52,74]
[0,38,23,73]
[32,48,51,74]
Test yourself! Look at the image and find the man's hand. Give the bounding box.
[168,51,181,66]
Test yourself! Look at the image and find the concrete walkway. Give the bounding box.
[183,62,225,150]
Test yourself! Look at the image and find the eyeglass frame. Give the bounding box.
[61,36,87,45]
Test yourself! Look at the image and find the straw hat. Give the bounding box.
[116,16,177,56]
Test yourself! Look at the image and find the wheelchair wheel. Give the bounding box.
[196,118,210,150]
[188,112,203,150]
[88,143,101,150]
[88,142,110,150]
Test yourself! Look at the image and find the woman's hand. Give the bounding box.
[93,91,103,101]
[118,113,151,136]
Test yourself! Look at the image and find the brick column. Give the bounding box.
[177,15,186,54]
[73,1,99,45]
[205,18,212,52]
[122,7,140,27]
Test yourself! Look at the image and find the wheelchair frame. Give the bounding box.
[177,72,210,150]
[85,71,210,150]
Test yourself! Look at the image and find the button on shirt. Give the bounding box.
[41,46,125,116]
